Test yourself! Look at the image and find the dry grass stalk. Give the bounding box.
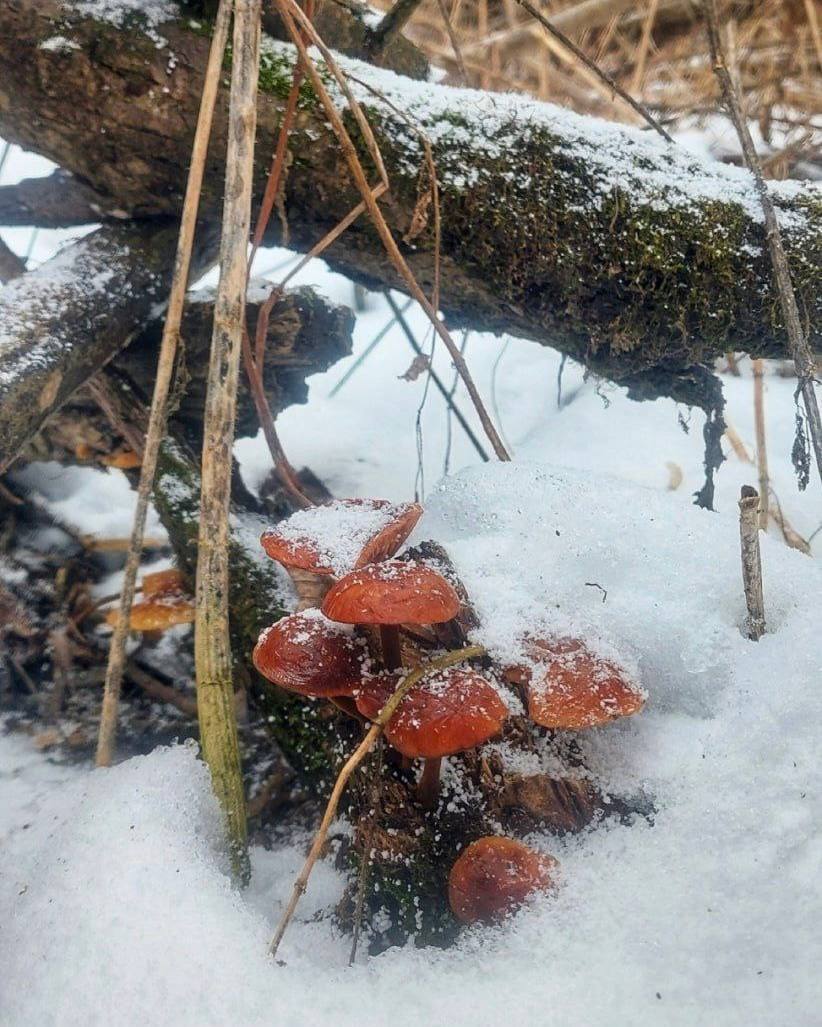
[276,0,509,460]
[195,0,262,882]
[738,486,766,641]
[703,0,822,486]
[94,0,232,768]
[751,359,770,530]
[269,644,485,958]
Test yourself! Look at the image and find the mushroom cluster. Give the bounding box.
[254,499,647,928]
[105,568,195,634]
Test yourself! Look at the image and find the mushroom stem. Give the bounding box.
[289,567,333,611]
[379,624,402,671]
[418,756,442,809]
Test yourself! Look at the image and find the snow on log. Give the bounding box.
[0,222,191,473]
[0,1,818,395]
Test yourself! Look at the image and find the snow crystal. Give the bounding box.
[69,0,177,46]
[39,36,81,53]
[270,499,411,575]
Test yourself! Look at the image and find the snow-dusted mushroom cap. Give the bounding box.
[515,637,645,730]
[260,499,422,577]
[322,560,461,626]
[252,609,366,698]
[355,667,509,758]
[105,568,194,632]
[448,836,558,925]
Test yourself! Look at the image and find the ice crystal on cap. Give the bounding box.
[260,499,422,577]
[510,637,646,730]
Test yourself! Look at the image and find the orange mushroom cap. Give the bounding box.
[355,667,508,758]
[514,637,645,730]
[322,560,460,626]
[260,499,422,576]
[252,609,367,698]
[104,567,194,632]
[448,836,558,924]
[141,568,188,598]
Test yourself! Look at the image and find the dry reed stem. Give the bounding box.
[269,644,486,958]
[703,0,822,486]
[95,1,232,768]
[738,486,765,641]
[195,0,262,882]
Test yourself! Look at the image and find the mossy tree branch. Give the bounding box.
[0,1,818,396]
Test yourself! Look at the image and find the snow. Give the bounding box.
[257,38,818,232]
[2,463,821,1024]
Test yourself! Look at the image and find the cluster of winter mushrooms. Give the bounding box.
[254,498,645,926]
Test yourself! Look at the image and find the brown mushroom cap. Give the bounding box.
[104,567,194,632]
[513,637,645,730]
[260,499,422,576]
[354,667,508,758]
[448,836,558,924]
[322,560,461,626]
[141,568,187,598]
[252,609,367,697]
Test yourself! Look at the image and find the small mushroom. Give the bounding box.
[252,609,367,699]
[509,637,645,730]
[355,666,508,807]
[322,559,461,672]
[260,499,422,610]
[448,836,558,924]
[105,568,194,632]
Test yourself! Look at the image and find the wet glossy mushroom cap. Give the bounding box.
[354,667,508,758]
[322,560,461,626]
[260,499,422,577]
[519,637,645,730]
[448,836,558,925]
[252,609,366,698]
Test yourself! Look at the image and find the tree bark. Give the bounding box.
[0,222,215,473]
[0,0,818,398]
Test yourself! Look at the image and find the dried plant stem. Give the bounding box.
[349,738,383,965]
[276,0,509,460]
[195,0,262,882]
[269,643,485,958]
[703,0,822,487]
[94,1,232,768]
[368,0,426,57]
[630,0,660,95]
[513,0,675,142]
[752,359,769,530]
[738,486,765,640]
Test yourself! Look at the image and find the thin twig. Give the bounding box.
[269,644,485,958]
[95,0,232,768]
[513,0,674,142]
[275,0,509,460]
[702,0,822,487]
[367,0,426,58]
[195,0,262,883]
[738,485,765,640]
[386,293,489,462]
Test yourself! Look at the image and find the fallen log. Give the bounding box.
[0,0,817,397]
[0,222,214,473]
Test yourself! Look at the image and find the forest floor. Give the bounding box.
[1,136,821,1026]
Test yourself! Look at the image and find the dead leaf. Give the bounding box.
[398,355,430,382]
